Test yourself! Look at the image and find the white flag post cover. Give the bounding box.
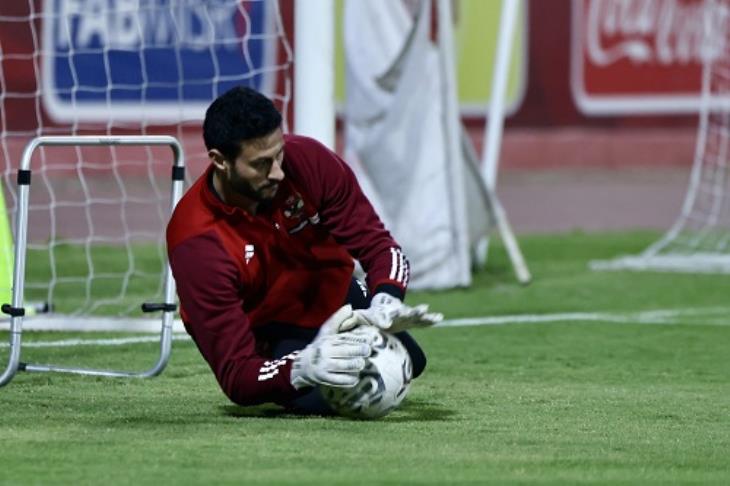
[344,0,529,289]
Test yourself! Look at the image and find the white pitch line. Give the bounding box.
[1,307,728,349]
[440,312,626,327]
[0,317,187,333]
[436,306,730,327]
[0,334,191,349]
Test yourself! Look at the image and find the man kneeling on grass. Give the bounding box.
[166,86,441,414]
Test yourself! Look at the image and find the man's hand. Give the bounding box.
[290,305,373,390]
[352,293,443,334]
[317,304,361,336]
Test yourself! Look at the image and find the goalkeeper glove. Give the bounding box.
[352,293,443,333]
[290,305,373,390]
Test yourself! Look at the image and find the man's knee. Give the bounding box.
[394,331,427,378]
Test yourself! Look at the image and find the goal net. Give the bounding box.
[0,0,293,334]
[591,0,730,273]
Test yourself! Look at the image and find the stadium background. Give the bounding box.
[0,0,700,238]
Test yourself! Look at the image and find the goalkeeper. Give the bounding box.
[167,86,441,413]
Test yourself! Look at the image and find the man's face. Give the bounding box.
[225,128,285,202]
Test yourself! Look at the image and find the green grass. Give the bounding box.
[419,230,730,317]
[25,243,165,315]
[1,231,730,484]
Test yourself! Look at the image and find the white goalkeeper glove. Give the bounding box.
[290,305,373,390]
[352,293,443,334]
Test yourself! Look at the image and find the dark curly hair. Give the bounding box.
[203,86,283,161]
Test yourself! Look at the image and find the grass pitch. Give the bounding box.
[1,231,730,484]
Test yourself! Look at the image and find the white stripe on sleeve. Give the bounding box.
[395,249,405,283]
[389,247,398,280]
[402,256,410,286]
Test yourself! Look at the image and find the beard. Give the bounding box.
[229,174,279,202]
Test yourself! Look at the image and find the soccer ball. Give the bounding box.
[320,326,413,419]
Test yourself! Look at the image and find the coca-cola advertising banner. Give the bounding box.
[571,0,727,114]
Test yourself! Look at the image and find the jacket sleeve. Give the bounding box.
[286,136,409,299]
[169,231,303,406]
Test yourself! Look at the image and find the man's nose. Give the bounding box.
[268,159,284,181]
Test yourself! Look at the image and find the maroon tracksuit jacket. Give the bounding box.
[166,135,409,405]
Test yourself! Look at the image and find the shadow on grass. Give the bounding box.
[384,398,456,422]
[221,404,298,419]
[221,398,456,422]
[93,399,455,428]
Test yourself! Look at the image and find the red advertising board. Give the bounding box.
[571,0,724,114]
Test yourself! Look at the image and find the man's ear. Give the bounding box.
[208,149,229,171]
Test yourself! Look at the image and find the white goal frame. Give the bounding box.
[0,135,185,387]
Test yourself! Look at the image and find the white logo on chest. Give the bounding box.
[244,244,255,264]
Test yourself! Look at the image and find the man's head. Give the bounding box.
[204,86,285,203]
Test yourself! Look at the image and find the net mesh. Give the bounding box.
[0,0,293,320]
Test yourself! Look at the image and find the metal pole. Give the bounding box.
[481,0,520,188]
[294,0,335,149]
